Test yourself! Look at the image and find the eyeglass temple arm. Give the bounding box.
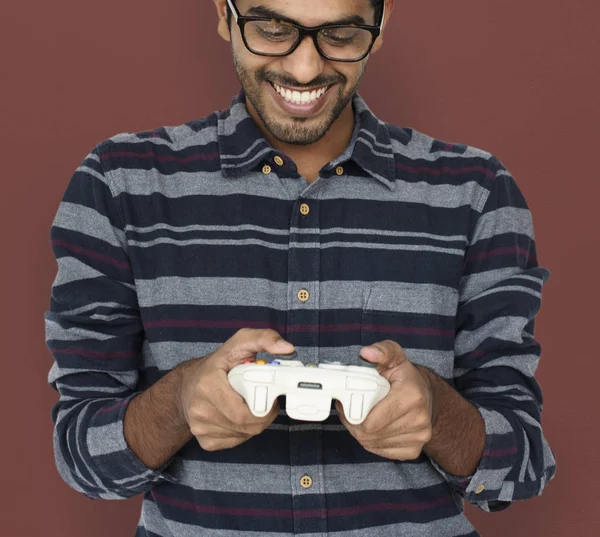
[226,0,238,22]
[379,2,386,29]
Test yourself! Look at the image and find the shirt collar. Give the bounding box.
[218,88,397,190]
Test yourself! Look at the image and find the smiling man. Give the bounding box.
[45,1,556,536]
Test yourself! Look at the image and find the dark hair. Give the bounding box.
[226,0,384,29]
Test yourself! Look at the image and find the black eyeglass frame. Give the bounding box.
[225,0,386,63]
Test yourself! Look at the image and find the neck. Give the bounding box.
[246,98,356,181]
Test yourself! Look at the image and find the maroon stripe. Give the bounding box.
[307,496,453,517]
[51,239,131,270]
[152,492,452,518]
[144,320,452,337]
[466,246,532,263]
[484,445,518,457]
[48,347,135,359]
[443,143,454,152]
[396,162,495,179]
[361,324,453,337]
[103,151,219,163]
[143,319,282,330]
[97,400,129,414]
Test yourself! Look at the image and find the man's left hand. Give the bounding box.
[335,340,437,460]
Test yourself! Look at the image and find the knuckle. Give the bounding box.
[409,447,423,459]
[420,428,432,444]
[198,438,219,451]
[229,405,250,426]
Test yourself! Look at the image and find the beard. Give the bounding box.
[232,52,365,146]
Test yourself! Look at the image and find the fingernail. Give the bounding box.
[367,346,382,356]
[276,339,293,347]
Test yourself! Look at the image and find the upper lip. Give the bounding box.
[271,81,331,92]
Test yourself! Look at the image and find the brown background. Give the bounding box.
[1,0,598,535]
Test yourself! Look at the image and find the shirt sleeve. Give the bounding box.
[427,156,556,512]
[45,144,179,499]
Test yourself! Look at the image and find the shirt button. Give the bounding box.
[475,484,485,494]
[262,164,272,175]
[300,475,313,489]
[300,203,310,216]
[297,289,310,302]
[335,166,344,176]
[274,156,284,166]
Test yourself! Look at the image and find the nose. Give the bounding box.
[280,35,326,85]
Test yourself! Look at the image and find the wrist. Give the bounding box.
[174,358,200,428]
[415,365,439,427]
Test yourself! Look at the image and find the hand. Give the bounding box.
[177,328,295,452]
[335,340,436,460]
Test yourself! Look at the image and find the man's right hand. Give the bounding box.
[177,328,295,452]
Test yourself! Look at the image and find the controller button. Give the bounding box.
[243,370,275,383]
[256,360,267,365]
[242,359,254,364]
[349,393,364,421]
[254,386,268,413]
[306,364,317,368]
[346,377,378,391]
[270,360,281,365]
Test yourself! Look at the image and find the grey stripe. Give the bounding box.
[126,222,466,244]
[478,407,514,435]
[128,236,465,256]
[48,301,136,317]
[459,267,524,302]
[171,459,446,494]
[478,354,540,374]
[109,124,217,150]
[135,277,458,316]
[72,163,107,186]
[519,428,530,482]
[356,136,395,159]
[87,420,128,457]
[465,283,541,303]
[455,316,530,355]
[221,138,265,163]
[54,202,126,248]
[50,256,105,287]
[463,383,537,398]
[471,207,534,243]
[358,128,393,151]
[57,383,125,394]
[46,318,114,341]
[107,167,487,210]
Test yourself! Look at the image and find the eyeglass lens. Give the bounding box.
[244,20,373,60]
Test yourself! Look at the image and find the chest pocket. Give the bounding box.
[360,283,458,376]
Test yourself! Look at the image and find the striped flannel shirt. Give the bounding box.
[45,89,556,537]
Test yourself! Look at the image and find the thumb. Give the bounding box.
[219,328,295,370]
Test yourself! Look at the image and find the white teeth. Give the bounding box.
[273,83,329,105]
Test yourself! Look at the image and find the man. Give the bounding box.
[45,0,556,535]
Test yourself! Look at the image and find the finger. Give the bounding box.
[360,340,409,370]
[217,328,295,371]
[220,381,281,432]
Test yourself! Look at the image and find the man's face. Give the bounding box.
[223,0,379,146]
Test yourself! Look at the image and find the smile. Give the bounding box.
[270,82,331,105]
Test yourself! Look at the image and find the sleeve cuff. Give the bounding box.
[87,393,180,495]
[427,403,518,512]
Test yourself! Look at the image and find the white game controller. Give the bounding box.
[228,351,391,424]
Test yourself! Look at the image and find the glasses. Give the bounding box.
[226,0,385,62]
